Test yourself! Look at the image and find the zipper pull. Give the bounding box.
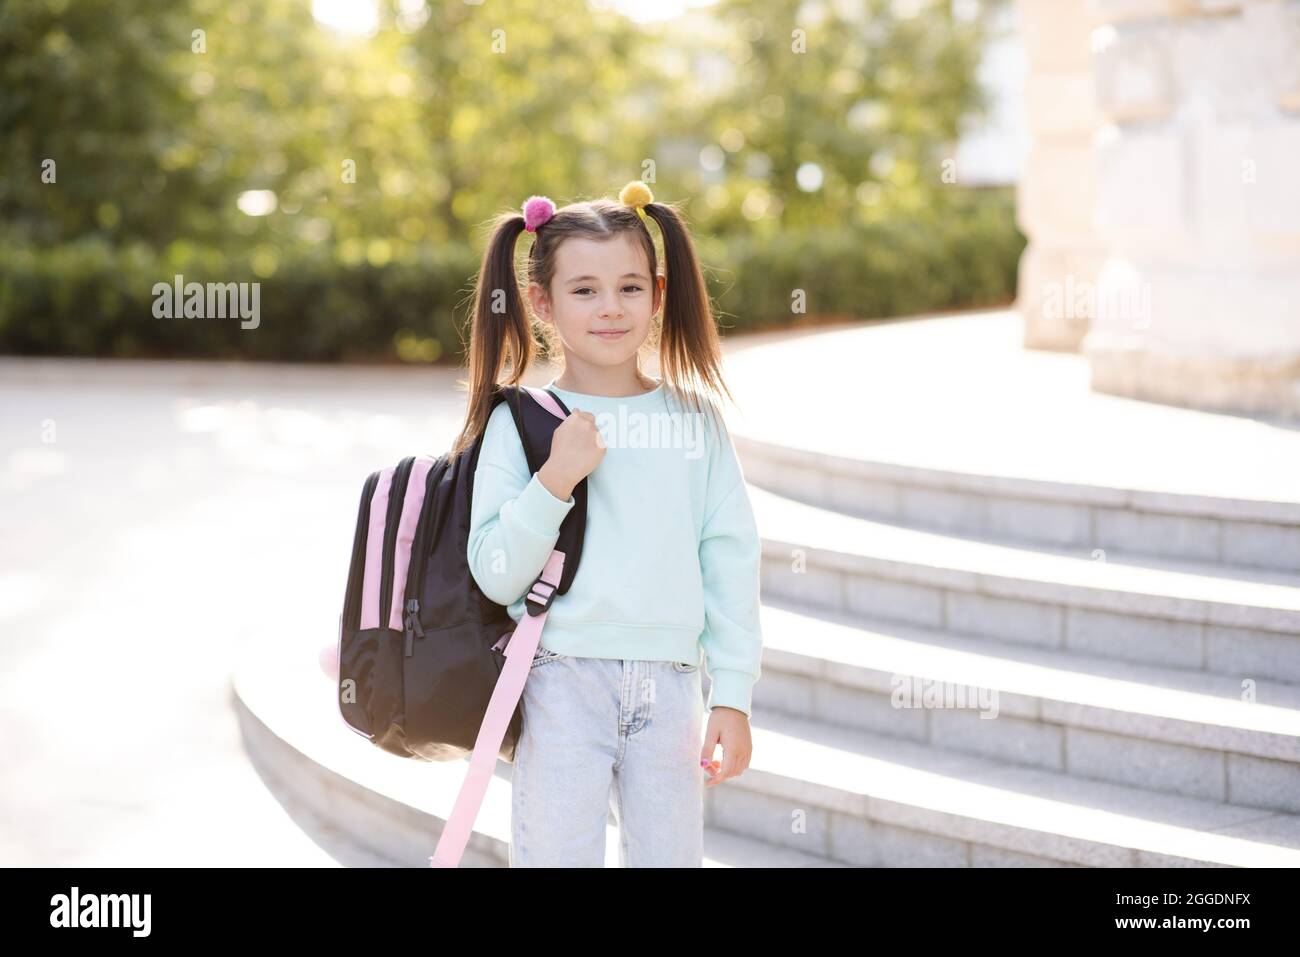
[404,598,424,637]
[403,598,423,657]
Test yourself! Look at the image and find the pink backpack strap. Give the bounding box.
[357,456,437,631]
[358,467,395,630]
[387,455,437,630]
[428,548,566,868]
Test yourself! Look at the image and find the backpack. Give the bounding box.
[334,383,587,867]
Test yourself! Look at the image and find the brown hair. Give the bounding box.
[448,192,735,460]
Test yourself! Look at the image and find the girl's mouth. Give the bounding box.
[590,330,629,340]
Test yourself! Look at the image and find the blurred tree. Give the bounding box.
[0,0,213,244]
[393,0,654,243]
[705,0,989,232]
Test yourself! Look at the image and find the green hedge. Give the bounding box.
[0,239,481,362]
[706,189,1026,332]
[0,190,1024,362]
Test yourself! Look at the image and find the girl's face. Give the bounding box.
[529,233,664,374]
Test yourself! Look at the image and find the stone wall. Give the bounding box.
[1016,0,1106,351]
[1017,0,1300,420]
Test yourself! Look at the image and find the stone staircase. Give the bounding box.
[707,441,1300,866]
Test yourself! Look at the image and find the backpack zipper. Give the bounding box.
[402,457,442,656]
[378,455,416,636]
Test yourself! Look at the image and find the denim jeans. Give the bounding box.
[509,643,706,867]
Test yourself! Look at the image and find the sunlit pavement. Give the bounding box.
[0,358,550,866]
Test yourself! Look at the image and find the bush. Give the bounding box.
[708,187,1025,334]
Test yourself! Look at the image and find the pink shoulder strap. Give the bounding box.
[428,549,566,867]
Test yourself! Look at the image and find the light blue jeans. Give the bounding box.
[509,643,706,867]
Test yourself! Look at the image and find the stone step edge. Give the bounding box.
[752,490,1300,636]
[734,432,1300,525]
[736,710,1300,868]
[759,539,1300,641]
[752,601,1300,763]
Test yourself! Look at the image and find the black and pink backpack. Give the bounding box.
[334,383,587,867]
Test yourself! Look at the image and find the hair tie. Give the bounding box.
[619,180,654,223]
[522,195,556,232]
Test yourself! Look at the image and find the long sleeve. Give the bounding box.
[697,413,763,717]
[467,403,575,607]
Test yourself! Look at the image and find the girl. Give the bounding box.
[448,181,763,867]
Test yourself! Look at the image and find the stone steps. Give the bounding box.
[231,640,845,868]
[717,707,1300,867]
[751,597,1300,814]
[234,624,1300,867]
[748,483,1300,683]
[714,443,1300,865]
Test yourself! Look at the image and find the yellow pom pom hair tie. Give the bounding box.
[619,180,654,223]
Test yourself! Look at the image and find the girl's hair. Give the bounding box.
[448,192,734,460]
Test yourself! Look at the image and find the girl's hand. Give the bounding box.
[701,706,752,787]
[538,407,605,499]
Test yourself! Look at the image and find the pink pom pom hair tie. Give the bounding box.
[522,195,556,232]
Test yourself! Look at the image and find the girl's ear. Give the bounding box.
[654,274,666,315]
[527,281,551,324]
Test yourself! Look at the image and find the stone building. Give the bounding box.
[1017,0,1300,420]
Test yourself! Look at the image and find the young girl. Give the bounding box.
[448,181,763,867]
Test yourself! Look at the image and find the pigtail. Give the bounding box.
[449,212,534,459]
[643,200,735,437]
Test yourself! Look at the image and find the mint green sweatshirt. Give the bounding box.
[466,376,763,716]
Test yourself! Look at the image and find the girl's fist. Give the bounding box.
[538,407,605,500]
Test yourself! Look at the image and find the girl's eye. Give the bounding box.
[573,286,643,295]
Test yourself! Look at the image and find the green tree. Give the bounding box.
[705,0,989,232]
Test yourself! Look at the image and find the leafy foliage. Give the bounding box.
[0,0,1022,360]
